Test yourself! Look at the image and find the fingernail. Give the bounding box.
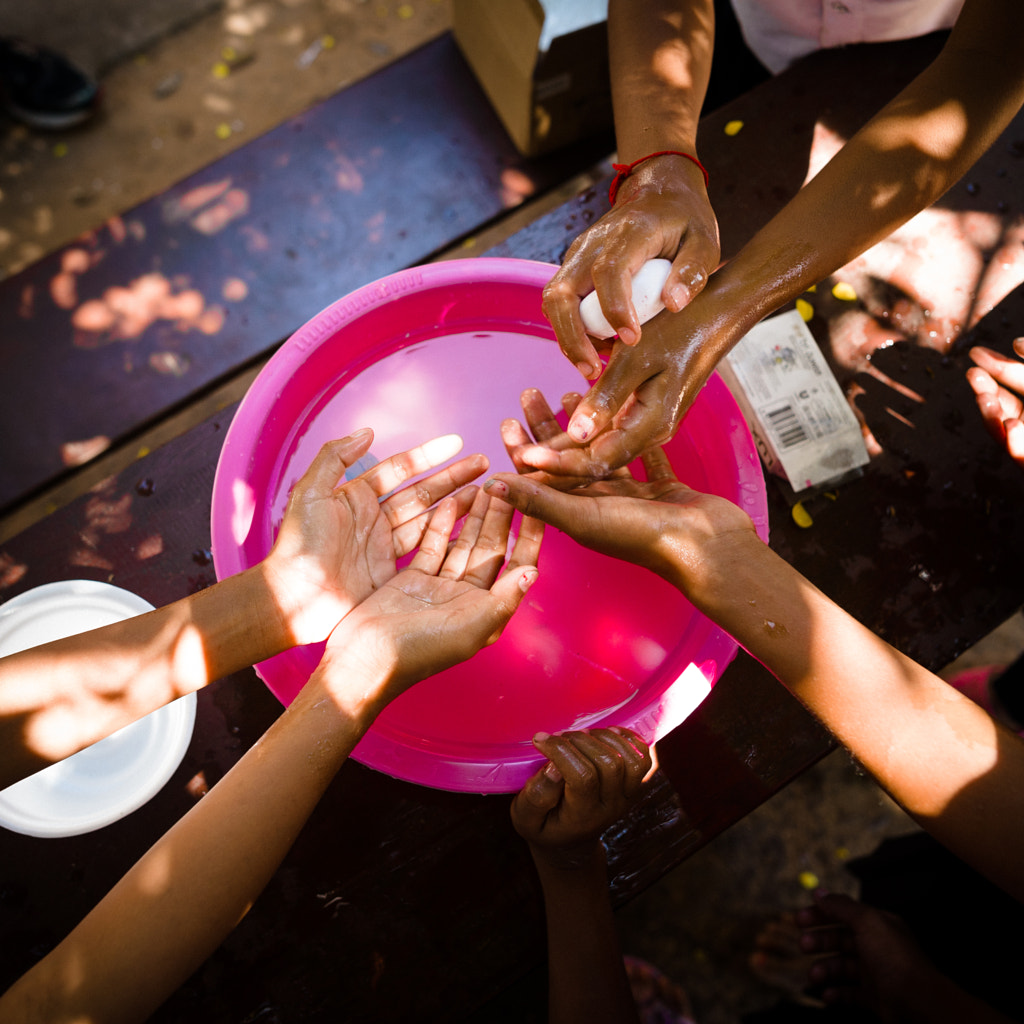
[569,413,594,441]
[350,426,372,439]
[617,326,638,346]
[575,360,595,379]
[668,282,691,311]
[484,477,508,496]
[543,761,562,782]
[518,568,538,593]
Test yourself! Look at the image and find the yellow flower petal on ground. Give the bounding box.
[795,297,814,321]
[799,870,820,890]
[832,281,857,301]
[724,120,744,136]
[792,502,813,528]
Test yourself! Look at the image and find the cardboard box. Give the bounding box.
[452,0,613,157]
[717,309,870,492]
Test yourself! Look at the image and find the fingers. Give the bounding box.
[511,760,566,837]
[588,261,643,347]
[405,496,460,576]
[970,344,1024,397]
[640,445,677,483]
[360,433,465,498]
[542,272,604,381]
[442,489,515,587]
[533,728,651,808]
[520,388,564,443]
[504,514,545,581]
[565,335,676,447]
[381,451,488,530]
[966,368,1009,445]
[664,237,719,314]
[408,488,540,608]
[298,429,374,497]
[1006,418,1024,464]
[390,483,479,558]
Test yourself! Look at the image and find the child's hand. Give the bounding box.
[490,386,756,589]
[968,339,1024,465]
[317,488,543,709]
[262,430,488,647]
[511,728,652,871]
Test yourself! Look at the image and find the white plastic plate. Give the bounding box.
[0,580,197,838]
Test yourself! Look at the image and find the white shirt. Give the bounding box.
[731,0,965,73]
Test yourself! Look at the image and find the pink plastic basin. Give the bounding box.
[211,258,768,792]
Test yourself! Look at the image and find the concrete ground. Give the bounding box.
[3,2,1023,1020]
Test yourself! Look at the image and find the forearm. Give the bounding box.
[0,563,292,788]
[608,0,713,159]
[0,656,386,1024]
[532,846,640,1024]
[680,533,1024,903]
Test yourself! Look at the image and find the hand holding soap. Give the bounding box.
[579,258,673,340]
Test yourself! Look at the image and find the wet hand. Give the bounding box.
[542,154,719,380]
[488,393,756,588]
[262,430,489,646]
[319,488,543,706]
[511,728,652,871]
[519,309,721,479]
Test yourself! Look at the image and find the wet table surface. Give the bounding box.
[3,30,1024,1022]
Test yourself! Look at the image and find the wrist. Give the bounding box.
[217,562,297,658]
[256,553,353,649]
[301,638,401,724]
[529,838,608,880]
[660,526,768,611]
[611,150,708,205]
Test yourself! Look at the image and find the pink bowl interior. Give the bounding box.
[211,258,768,792]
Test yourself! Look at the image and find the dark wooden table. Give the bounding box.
[3,30,1024,1023]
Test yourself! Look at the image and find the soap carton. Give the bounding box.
[717,309,870,491]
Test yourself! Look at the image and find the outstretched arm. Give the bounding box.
[0,491,542,1024]
[530,0,1024,477]
[486,431,1024,905]
[0,430,486,788]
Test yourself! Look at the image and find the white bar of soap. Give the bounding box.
[579,258,673,339]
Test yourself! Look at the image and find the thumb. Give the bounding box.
[511,758,565,837]
[480,565,539,646]
[303,430,374,493]
[566,345,653,442]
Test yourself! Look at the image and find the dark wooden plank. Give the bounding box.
[0,32,613,516]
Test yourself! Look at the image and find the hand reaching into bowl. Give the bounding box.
[262,429,489,646]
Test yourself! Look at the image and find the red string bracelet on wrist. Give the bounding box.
[608,150,709,204]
